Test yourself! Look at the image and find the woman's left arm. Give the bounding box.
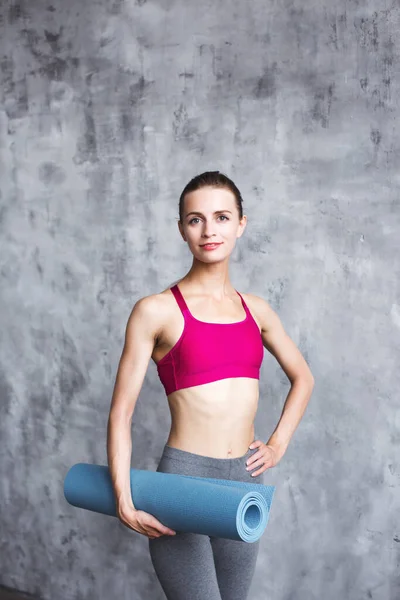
[246,295,315,476]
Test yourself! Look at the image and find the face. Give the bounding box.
[178,186,247,259]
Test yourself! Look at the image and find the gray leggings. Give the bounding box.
[148,434,265,600]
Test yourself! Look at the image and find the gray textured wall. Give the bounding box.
[0,1,399,599]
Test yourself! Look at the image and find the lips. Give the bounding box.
[200,243,222,248]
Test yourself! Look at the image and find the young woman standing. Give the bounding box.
[107,171,314,600]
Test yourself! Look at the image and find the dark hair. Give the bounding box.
[178,171,243,223]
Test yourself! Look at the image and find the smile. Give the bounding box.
[200,243,222,249]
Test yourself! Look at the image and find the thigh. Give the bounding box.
[210,454,265,600]
[210,536,261,600]
[149,531,222,600]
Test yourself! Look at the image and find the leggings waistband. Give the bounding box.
[161,433,260,468]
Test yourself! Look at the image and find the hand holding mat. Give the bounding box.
[64,463,275,543]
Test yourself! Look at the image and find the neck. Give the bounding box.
[180,263,235,297]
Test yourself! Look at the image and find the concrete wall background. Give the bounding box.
[1,1,399,599]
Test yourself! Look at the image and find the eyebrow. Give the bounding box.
[185,210,233,218]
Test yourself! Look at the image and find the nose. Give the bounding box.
[201,222,217,238]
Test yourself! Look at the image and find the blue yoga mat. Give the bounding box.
[64,463,275,543]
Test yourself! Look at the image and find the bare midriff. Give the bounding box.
[164,378,259,458]
[152,288,262,459]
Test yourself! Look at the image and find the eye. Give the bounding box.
[188,215,229,225]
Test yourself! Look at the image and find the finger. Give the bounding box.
[147,521,168,534]
[246,452,263,466]
[247,459,266,472]
[250,467,265,477]
[156,526,175,535]
[249,440,262,450]
[156,524,175,534]
[149,526,169,536]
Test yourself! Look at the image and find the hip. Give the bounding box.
[156,433,265,484]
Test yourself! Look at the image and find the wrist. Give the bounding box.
[266,436,288,457]
[116,495,136,512]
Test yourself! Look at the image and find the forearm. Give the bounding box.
[107,413,136,511]
[266,376,314,455]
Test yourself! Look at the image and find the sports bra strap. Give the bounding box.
[170,284,189,313]
[235,289,250,316]
[171,284,250,318]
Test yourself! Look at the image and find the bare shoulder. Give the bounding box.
[127,292,164,339]
[240,291,281,333]
[129,292,159,315]
[128,288,173,343]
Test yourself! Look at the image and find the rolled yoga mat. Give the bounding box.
[64,463,275,543]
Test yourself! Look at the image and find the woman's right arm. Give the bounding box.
[107,295,176,539]
[107,295,161,513]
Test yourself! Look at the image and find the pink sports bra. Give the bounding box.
[156,284,264,396]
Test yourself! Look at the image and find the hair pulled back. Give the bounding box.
[178,171,243,223]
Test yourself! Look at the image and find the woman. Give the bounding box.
[107,171,314,600]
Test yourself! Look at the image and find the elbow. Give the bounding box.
[304,364,315,387]
[108,408,133,427]
[305,374,315,389]
[292,371,315,388]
